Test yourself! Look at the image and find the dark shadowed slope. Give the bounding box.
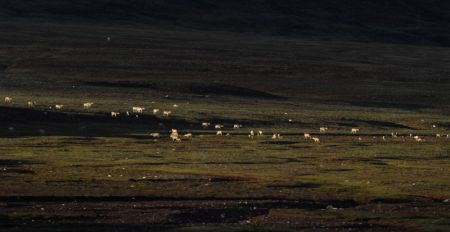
[1,0,450,46]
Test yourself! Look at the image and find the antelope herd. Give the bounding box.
[3,96,449,143]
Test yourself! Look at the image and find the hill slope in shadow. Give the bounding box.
[1,0,450,46]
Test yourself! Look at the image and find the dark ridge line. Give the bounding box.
[83,81,287,100]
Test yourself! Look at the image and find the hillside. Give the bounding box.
[1,0,450,46]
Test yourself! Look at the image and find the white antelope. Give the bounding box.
[170,129,180,141]
[27,101,35,108]
[149,133,160,138]
[54,104,64,110]
[173,104,179,108]
[319,127,328,133]
[111,112,120,117]
[272,134,282,139]
[233,124,242,129]
[163,111,172,117]
[249,130,255,138]
[153,109,160,114]
[184,133,193,138]
[201,122,210,128]
[83,102,94,109]
[4,97,12,103]
[304,133,311,139]
[132,107,145,113]
[215,124,223,129]
[436,134,441,138]
[312,137,320,143]
[216,131,223,136]
[351,128,360,134]
[258,130,263,136]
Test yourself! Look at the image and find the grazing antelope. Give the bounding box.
[83,102,94,109]
[319,127,328,133]
[27,101,35,108]
[54,104,64,110]
[4,97,12,103]
[170,129,180,141]
[173,104,179,108]
[184,133,193,138]
[163,111,172,117]
[304,133,311,139]
[111,112,119,117]
[215,124,223,129]
[272,134,282,139]
[153,109,160,114]
[258,130,263,136]
[414,136,423,142]
[312,137,320,143]
[233,124,242,129]
[132,107,145,113]
[351,128,360,134]
[201,122,210,128]
[216,131,223,136]
[249,130,255,138]
[149,133,160,138]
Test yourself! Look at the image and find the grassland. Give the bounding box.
[0,20,450,231]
